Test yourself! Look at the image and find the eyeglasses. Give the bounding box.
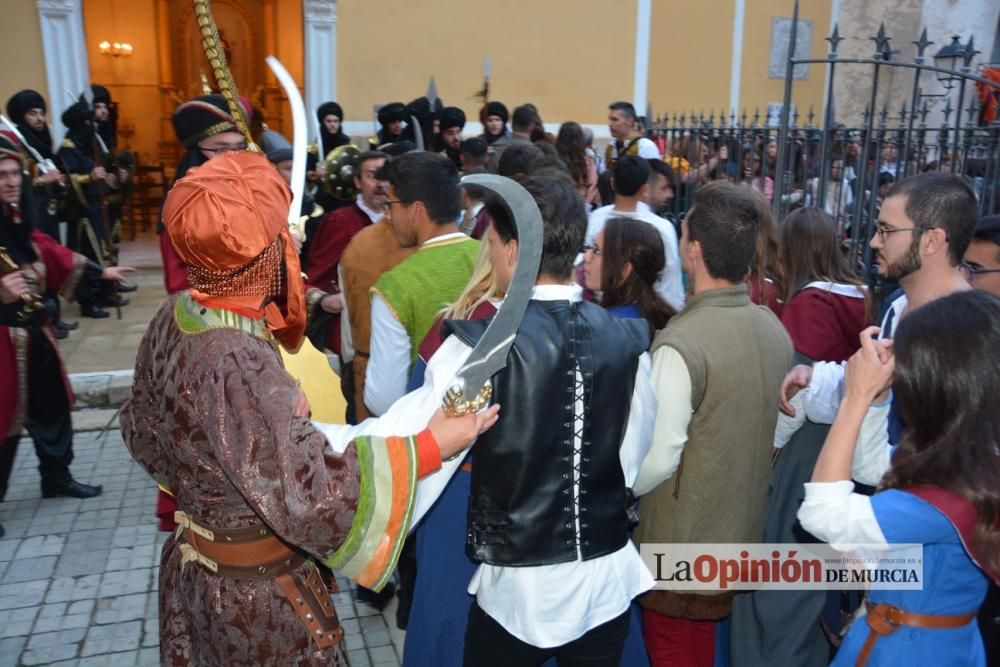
[582,244,603,257]
[872,224,930,244]
[199,142,248,155]
[959,262,1000,282]
[384,200,407,207]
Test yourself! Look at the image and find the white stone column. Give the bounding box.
[304,0,336,142]
[729,0,747,115]
[633,0,651,113]
[36,0,91,143]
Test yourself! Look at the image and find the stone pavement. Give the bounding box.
[0,231,406,666]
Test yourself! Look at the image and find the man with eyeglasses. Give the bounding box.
[364,151,479,418]
[150,94,253,534]
[962,214,1000,298]
[780,172,978,493]
[157,94,250,296]
[967,214,1000,667]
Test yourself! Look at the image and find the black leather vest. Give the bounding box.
[446,299,648,567]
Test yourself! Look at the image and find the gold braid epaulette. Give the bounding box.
[192,0,259,152]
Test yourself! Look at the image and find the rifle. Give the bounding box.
[72,89,121,319]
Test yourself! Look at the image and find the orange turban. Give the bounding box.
[162,151,305,349]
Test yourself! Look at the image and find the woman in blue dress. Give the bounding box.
[798,290,1000,666]
[582,217,675,336]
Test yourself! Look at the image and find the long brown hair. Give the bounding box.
[600,217,675,336]
[555,122,590,190]
[779,207,873,320]
[881,290,1000,580]
[748,188,784,298]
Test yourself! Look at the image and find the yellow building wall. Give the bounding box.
[336,0,636,128]
[647,1,831,122]
[56,0,836,163]
[0,1,50,119]
[740,0,831,122]
[647,2,735,120]
[270,0,304,137]
[84,0,162,164]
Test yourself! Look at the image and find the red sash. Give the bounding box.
[906,485,999,585]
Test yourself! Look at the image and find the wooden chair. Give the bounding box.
[130,162,167,236]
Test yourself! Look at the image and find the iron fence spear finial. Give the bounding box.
[826,24,844,56]
[913,28,933,61]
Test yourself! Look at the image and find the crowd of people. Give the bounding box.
[0,86,998,667]
[0,86,138,517]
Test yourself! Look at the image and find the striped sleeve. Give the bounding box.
[321,434,419,591]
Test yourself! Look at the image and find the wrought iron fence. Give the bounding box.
[647,4,1000,284]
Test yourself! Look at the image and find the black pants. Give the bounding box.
[0,328,73,499]
[395,534,417,627]
[464,602,629,667]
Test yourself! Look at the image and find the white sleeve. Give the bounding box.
[634,346,693,496]
[802,361,845,425]
[585,208,606,246]
[797,481,888,550]
[773,392,806,449]
[364,294,412,416]
[313,335,475,528]
[656,222,685,312]
[849,400,892,486]
[637,138,662,159]
[619,353,656,488]
[338,265,354,364]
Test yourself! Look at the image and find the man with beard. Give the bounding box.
[645,158,676,217]
[404,96,444,151]
[91,85,116,151]
[6,90,77,336]
[438,107,465,170]
[781,172,977,491]
[304,150,389,359]
[369,102,407,150]
[605,101,661,170]
[90,85,134,284]
[157,94,253,295]
[5,90,68,242]
[57,100,129,317]
[0,131,133,520]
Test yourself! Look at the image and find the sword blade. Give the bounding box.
[266,55,307,231]
[0,115,49,167]
[451,175,542,403]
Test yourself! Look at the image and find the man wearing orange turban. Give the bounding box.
[162,149,306,348]
[121,151,498,665]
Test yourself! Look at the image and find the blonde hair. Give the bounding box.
[439,235,505,321]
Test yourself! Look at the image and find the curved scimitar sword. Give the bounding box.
[265,55,306,234]
[442,174,543,416]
